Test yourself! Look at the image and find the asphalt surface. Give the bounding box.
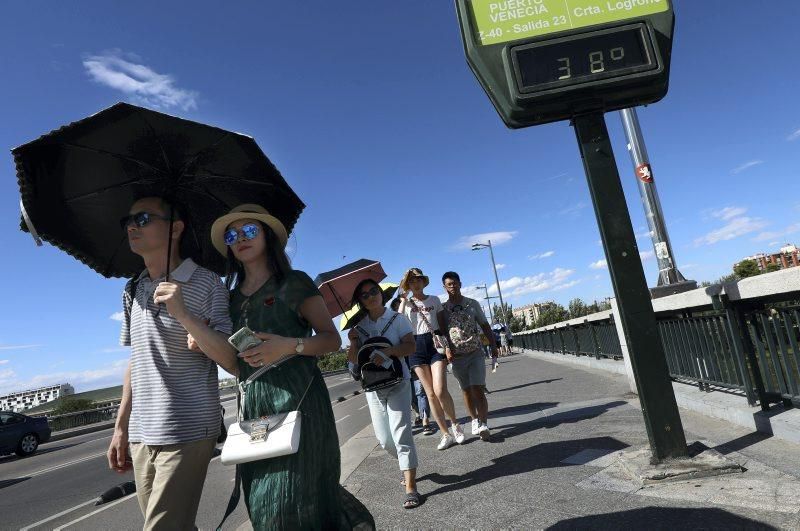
[0,371,368,531]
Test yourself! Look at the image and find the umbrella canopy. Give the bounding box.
[13,102,304,278]
[339,283,399,331]
[314,259,386,318]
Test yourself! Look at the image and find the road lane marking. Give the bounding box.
[20,499,98,531]
[27,451,107,478]
[335,415,350,424]
[358,404,368,410]
[53,492,138,530]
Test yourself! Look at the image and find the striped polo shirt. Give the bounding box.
[120,258,232,445]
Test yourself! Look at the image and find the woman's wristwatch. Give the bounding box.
[294,338,305,354]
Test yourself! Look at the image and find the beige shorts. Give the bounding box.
[450,349,487,390]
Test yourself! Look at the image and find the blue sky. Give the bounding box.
[1,1,798,394]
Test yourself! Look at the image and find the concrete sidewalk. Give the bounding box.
[341,354,800,529]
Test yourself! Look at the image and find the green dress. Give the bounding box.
[231,270,372,530]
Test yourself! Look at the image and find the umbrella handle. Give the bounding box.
[165,205,175,282]
[20,200,42,247]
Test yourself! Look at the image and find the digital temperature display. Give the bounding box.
[512,25,655,93]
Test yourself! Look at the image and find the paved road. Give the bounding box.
[0,372,370,530]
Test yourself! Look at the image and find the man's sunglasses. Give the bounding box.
[224,223,260,246]
[119,211,171,229]
[359,286,381,301]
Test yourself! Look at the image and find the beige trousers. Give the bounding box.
[130,437,216,531]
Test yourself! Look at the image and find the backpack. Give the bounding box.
[447,303,483,355]
[354,314,404,392]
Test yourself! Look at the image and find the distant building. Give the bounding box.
[737,243,799,272]
[513,302,554,328]
[0,383,75,413]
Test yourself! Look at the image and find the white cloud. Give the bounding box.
[635,229,652,240]
[639,250,655,261]
[731,160,763,174]
[0,360,8,365]
[589,259,607,270]
[0,358,129,395]
[83,50,199,111]
[487,268,576,298]
[753,223,800,242]
[449,231,518,251]
[712,206,747,221]
[787,129,800,141]
[495,263,507,270]
[529,251,555,260]
[695,212,769,246]
[559,202,588,216]
[110,311,125,322]
[0,344,41,351]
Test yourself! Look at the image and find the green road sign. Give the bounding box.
[470,0,669,45]
[456,0,674,127]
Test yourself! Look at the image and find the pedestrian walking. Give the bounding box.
[204,204,372,529]
[398,268,465,450]
[108,196,236,530]
[348,279,422,509]
[441,271,500,441]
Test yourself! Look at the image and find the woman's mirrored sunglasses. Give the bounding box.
[359,286,381,300]
[119,211,170,229]
[224,223,261,246]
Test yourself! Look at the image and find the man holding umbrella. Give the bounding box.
[109,196,236,530]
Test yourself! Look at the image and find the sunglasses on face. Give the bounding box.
[359,286,381,301]
[119,211,170,229]
[224,223,260,246]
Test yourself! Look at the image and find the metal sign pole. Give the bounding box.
[619,107,696,296]
[573,111,688,461]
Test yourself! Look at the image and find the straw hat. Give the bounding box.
[400,267,429,291]
[210,204,288,256]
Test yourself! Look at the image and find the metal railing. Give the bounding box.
[745,305,800,406]
[516,320,622,360]
[514,288,800,409]
[45,405,119,432]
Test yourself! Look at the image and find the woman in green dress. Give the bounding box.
[208,204,372,530]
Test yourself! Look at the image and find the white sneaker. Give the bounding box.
[471,419,480,435]
[478,422,490,441]
[437,433,455,450]
[451,423,465,444]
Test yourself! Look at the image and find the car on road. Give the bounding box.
[0,410,51,457]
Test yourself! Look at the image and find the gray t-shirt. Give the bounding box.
[120,259,232,445]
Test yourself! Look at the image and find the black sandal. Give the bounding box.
[422,424,435,436]
[403,491,421,509]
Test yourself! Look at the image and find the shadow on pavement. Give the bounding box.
[491,379,563,394]
[492,400,628,442]
[712,431,772,456]
[546,506,778,530]
[0,442,82,465]
[490,402,560,420]
[418,436,629,498]
[0,477,30,490]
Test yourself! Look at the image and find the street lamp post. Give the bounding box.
[472,240,507,327]
[475,283,498,323]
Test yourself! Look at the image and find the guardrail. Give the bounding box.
[514,268,800,410]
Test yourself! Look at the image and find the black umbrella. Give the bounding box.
[13,102,304,278]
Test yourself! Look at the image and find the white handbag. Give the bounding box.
[220,363,313,466]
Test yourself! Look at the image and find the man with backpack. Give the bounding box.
[441,271,499,441]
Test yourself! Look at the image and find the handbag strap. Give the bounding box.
[355,312,399,341]
[219,372,316,530]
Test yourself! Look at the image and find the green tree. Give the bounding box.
[534,303,569,327]
[764,263,781,273]
[716,272,739,284]
[733,259,761,279]
[568,298,588,318]
[52,398,95,415]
